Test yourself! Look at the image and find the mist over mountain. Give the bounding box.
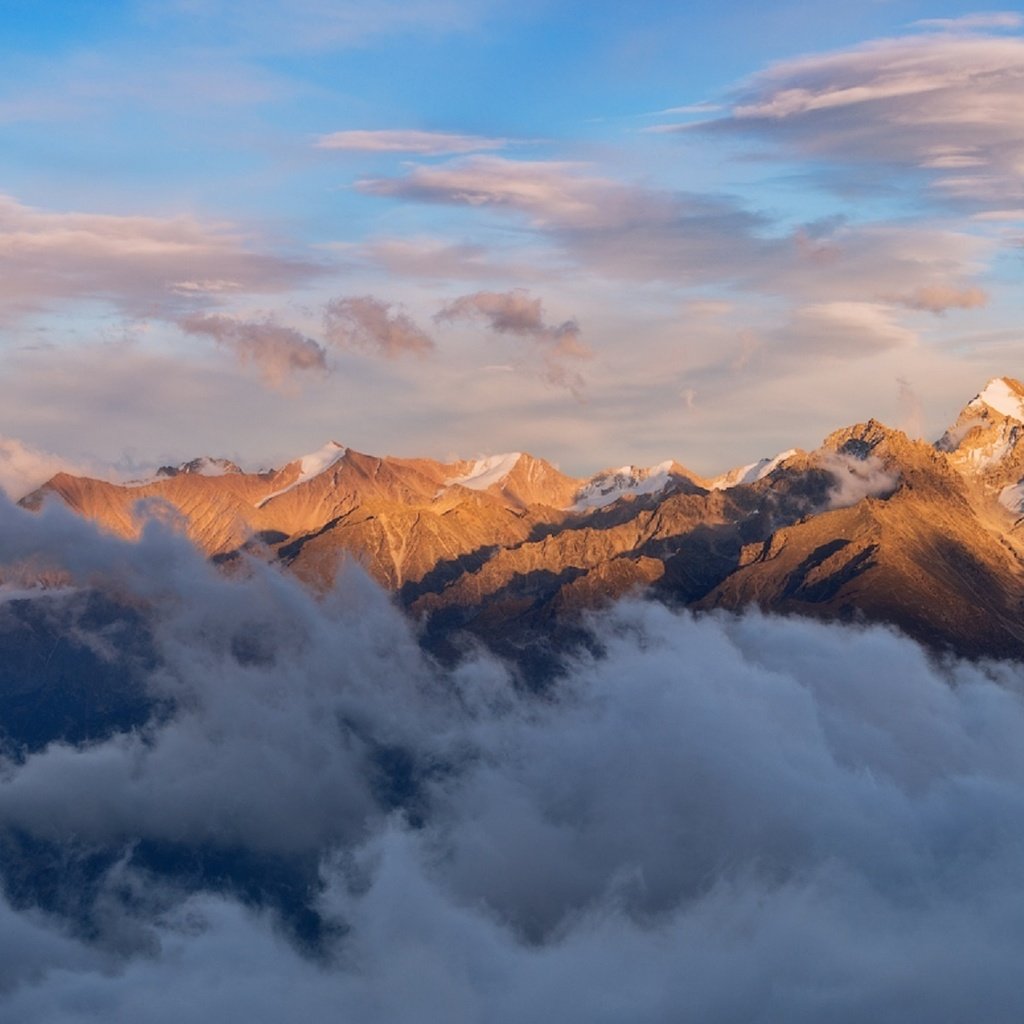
[0,379,1023,1021]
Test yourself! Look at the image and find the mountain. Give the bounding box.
[14,377,1024,668]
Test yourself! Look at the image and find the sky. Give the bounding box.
[0,0,1022,481]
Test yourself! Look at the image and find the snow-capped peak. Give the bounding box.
[256,441,346,508]
[446,453,522,491]
[708,450,797,490]
[968,378,1024,422]
[571,461,676,511]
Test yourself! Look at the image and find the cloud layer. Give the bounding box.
[1,497,1024,1020]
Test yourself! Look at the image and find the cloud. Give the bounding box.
[323,296,435,358]
[179,314,327,385]
[315,129,508,155]
[358,155,779,283]
[1,499,1024,1020]
[820,451,901,508]
[0,438,96,502]
[687,32,1024,208]
[889,283,988,313]
[895,376,925,439]
[353,236,542,283]
[914,12,1024,32]
[774,301,918,359]
[357,156,622,226]
[436,288,591,392]
[357,159,992,307]
[0,195,321,323]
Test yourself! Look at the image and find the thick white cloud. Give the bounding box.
[1,497,1024,1020]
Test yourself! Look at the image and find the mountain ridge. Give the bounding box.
[12,376,1024,668]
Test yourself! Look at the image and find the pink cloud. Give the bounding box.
[684,32,1024,207]
[323,296,435,358]
[436,289,590,393]
[0,195,321,322]
[180,314,327,385]
[315,129,508,155]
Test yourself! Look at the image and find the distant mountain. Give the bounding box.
[15,377,1024,666]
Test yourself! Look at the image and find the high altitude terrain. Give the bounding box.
[17,377,1024,667]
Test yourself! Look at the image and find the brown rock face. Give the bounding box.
[18,378,1024,664]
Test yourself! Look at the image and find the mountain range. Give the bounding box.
[15,377,1024,672]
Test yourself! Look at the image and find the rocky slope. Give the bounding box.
[15,377,1024,666]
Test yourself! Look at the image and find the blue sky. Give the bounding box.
[0,0,1022,489]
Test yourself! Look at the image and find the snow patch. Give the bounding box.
[446,453,522,492]
[256,442,347,508]
[969,378,1024,422]
[708,450,797,490]
[999,481,1024,514]
[966,423,1017,469]
[572,461,676,511]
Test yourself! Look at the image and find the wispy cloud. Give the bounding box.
[436,288,590,393]
[353,236,543,282]
[323,296,436,358]
[0,195,321,322]
[357,155,777,282]
[913,12,1024,32]
[180,313,327,385]
[888,284,988,314]
[684,32,1024,208]
[360,158,993,311]
[316,129,509,155]
[358,156,619,226]
[772,301,919,359]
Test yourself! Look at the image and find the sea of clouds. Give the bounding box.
[1,494,1024,1022]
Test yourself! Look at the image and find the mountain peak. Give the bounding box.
[156,456,242,479]
[967,377,1024,422]
[255,441,347,508]
[446,453,523,492]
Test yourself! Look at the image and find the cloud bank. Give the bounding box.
[1,495,1024,1021]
